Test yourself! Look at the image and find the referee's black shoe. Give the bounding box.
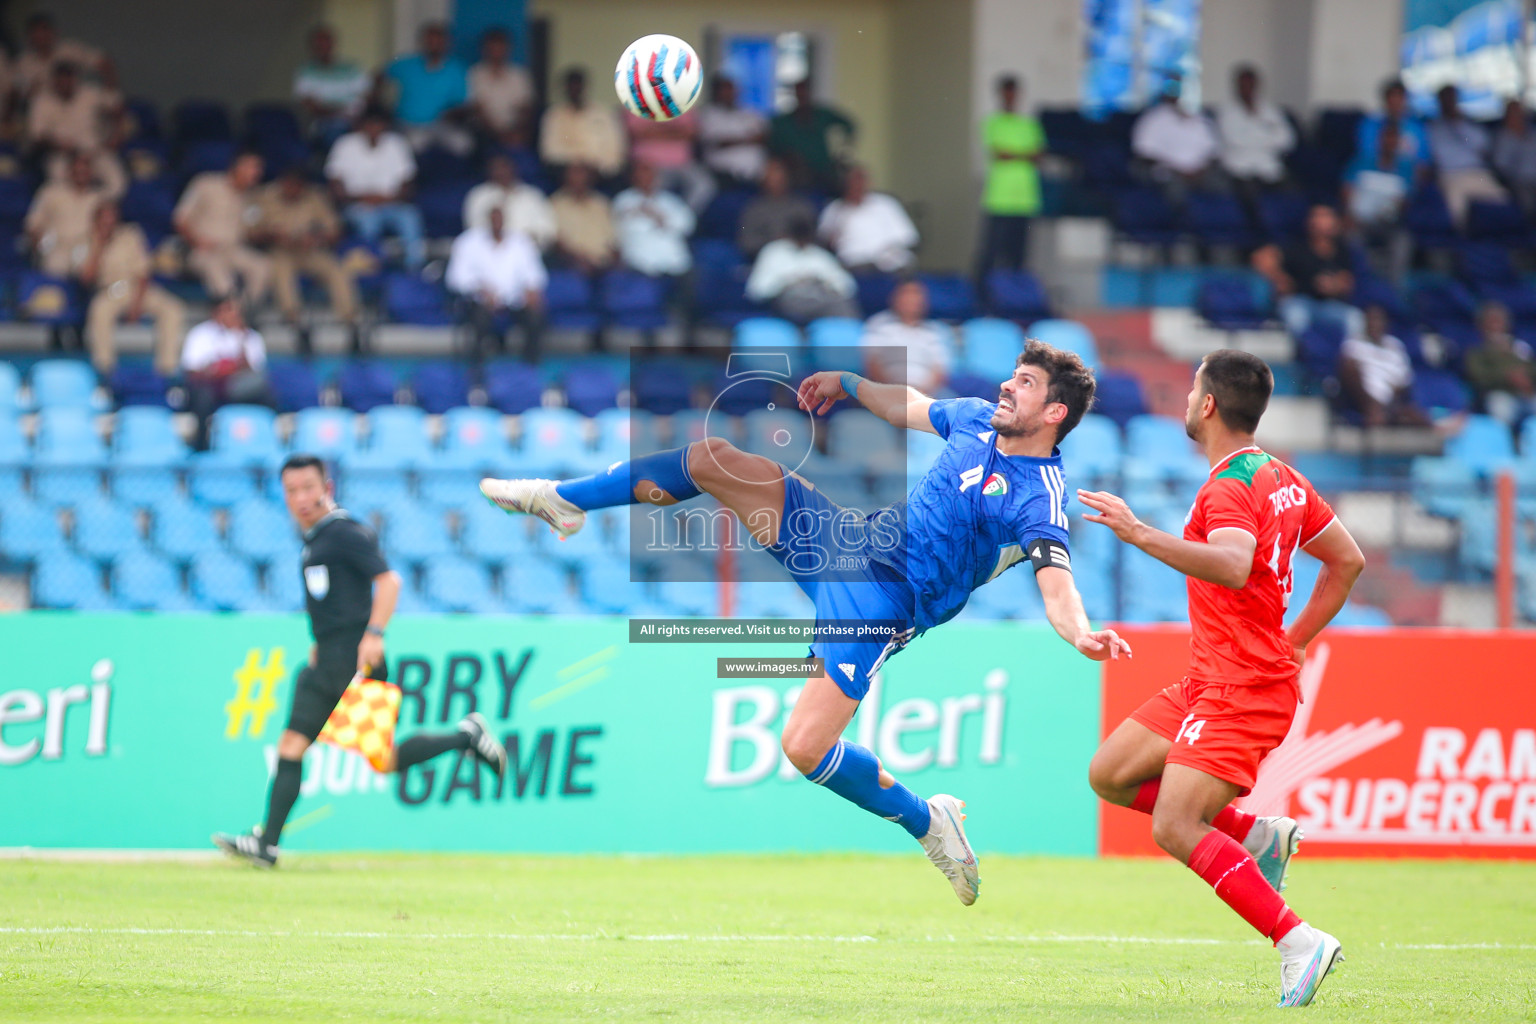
[212,829,278,869]
[459,712,508,777]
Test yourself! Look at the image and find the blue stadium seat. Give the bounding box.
[592,407,653,467]
[125,97,161,141]
[1445,414,1516,476]
[191,549,260,611]
[187,456,260,508]
[0,179,35,229]
[564,363,621,417]
[905,427,947,477]
[1112,186,1180,248]
[438,406,511,466]
[918,274,976,321]
[110,364,170,408]
[544,269,604,331]
[806,317,864,370]
[411,360,469,414]
[1194,274,1272,331]
[579,554,647,614]
[1258,192,1308,243]
[383,274,452,327]
[694,238,759,327]
[696,188,754,239]
[1028,319,1101,371]
[734,579,813,618]
[600,270,669,330]
[516,407,593,476]
[0,362,19,413]
[632,359,693,415]
[179,139,237,180]
[383,504,453,564]
[1057,413,1122,486]
[32,408,107,506]
[960,318,1025,380]
[415,148,474,187]
[335,469,411,519]
[120,180,177,243]
[1091,370,1148,427]
[462,498,541,562]
[503,556,576,614]
[290,407,359,462]
[484,360,543,414]
[151,497,222,561]
[968,564,1048,620]
[208,405,281,465]
[424,556,499,614]
[1465,200,1527,244]
[267,359,322,413]
[417,181,471,237]
[1120,548,1189,623]
[264,560,303,611]
[0,409,25,494]
[113,548,191,611]
[72,498,143,560]
[827,410,901,472]
[1411,369,1471,417]
[1186,192,1257,249]
[229,498,299,564]
[1522,417,1536,458]
[656,576,719,616]
[1330,603,1393,628]
[114,406,186,465]
[30,359,98,410]
[1404,187,1458,252]
[244,103,302,145]
[734,317,801,349]
[983,269,1052,323]
[173,99,232,143]
[337,361,398,413]
[854,273,897,317]
[33,550,112,610]
[351,405,432,470]
[0,496,64,560]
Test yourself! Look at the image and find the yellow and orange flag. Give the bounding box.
[317,672,401,773]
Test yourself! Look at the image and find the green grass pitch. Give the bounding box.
[2,853,1534,1022]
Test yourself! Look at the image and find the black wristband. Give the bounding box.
[1026,538,1072,573]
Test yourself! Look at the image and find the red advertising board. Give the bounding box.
[1100,627,1536,858]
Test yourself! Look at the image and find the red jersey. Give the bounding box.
[1183,446,1336,685]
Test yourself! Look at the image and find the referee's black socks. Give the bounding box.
[394,731,471,770]
[261,757,303,848]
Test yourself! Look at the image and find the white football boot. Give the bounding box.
[1250,815,1304,893]
[919,794,979,906]
[1276,924,1344,1007]
[479,478,586,540]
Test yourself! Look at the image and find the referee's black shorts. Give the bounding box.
[284,643,359,741]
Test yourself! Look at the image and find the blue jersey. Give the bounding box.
[869,397,1071,632]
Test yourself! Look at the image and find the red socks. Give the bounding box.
[1189,831,1301,942]
[1129,780,1257,842]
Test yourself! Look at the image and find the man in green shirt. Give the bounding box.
[1465,301,1536,424]
[977,74,1044,279]
[769,78,856,193]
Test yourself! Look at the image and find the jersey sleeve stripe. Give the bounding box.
[1301,514,1339,548]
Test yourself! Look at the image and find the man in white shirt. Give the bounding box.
[860,279,954,395]
[818,165,919,274]
[462,152,555,248]
[1132,85,1223,205]
[1338,304,1428,427]
[325,107,425,270]
[613,161,695,278]
[1218,66,1294,232]
[446,206,547,360]
[180,296,272,449]
[699,75,768,184]
[745,215,858,324]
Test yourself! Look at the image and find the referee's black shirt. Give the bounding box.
[300,509,389,647]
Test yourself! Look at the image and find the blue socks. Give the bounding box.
[555,446,702,511]
[805,740,931,839]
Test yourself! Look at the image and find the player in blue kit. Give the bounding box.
[480,341,1130,904]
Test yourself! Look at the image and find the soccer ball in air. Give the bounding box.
[615,34,703,121]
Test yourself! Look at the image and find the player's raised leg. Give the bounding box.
[1153,763,1342,1007]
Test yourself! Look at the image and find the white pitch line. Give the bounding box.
[0,927,1530,951]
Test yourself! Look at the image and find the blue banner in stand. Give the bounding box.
[1401,0,1526,117]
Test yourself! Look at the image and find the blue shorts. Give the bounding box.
[766,471,915,701]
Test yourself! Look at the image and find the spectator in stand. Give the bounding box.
[326,107,425,271]
[13,12,111,98]
[746,214,858,324]
[463,151,555,248]
[1465,301,1536,425]
[379,21,472,155]
[293,24,372,146]
[28,60,126,199]
[977,73,1043,277]
[1338,304,1428,427]
[738,156,816,258]
[628,105,715,213]
[469,26,534,149]
[1357,78,1431,168]
[549,163,616,274]
[446,206,546,361]
[1428,84,1507,226]
[1217,65,1294,221]
[25,151,104,277]
[1342,121,1415,283]
[818,165,919,274]
[254,165,359,350]
[768,77,855,192]
[540,68,625,181]
[1252,203,1361,339]
[1492,99,1536,215]
[1132,80,1223,206]
[698,75,767,185]
[80,201,185,377]
[181,297,273,450]
[174,150,271,305]
[861,278,954,395]
[613,160,695,279]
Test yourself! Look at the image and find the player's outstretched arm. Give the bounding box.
[1035,566,1132,662]
[1285,519,1366,662]
[1078,489,1256,589]
[796,371,936,433]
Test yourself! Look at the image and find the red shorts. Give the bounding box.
[1130,675,1299,794]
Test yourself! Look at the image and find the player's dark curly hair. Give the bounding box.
[1017,339,1096,443]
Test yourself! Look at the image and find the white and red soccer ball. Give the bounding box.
[614,34,703,121]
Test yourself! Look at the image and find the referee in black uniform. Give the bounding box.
[214,454,507,868]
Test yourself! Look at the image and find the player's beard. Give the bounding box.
[1184,406,1202,442]
[992,408,1040,439]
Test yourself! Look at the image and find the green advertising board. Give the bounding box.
[0,613,1101,855]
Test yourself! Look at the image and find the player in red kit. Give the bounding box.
[1078,350,1365,1008]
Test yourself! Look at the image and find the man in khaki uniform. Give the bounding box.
[25,151,104,276]
[255,165,358,333]
[174,150,271,303]
[13,13,109,98]
[80,202,185,375]
[549,163,616,274]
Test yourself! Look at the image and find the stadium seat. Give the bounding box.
[0,496,64,560]
[424,555,500,613]
[383,274,452,327]
[347,405,432,470]
[1404,187,1458,252]
[335,468,411,519]
[32,408,107,506]
[484,360,543,414]
[150,496,222,561]
[827,410,901,472]
[263,558,303,611]
[113,406,186,465]
[1120,547,1189,623]
[1445,414,1517,476]
[187,456,260,508]
[1194,274,1272,331]
[411,360,469,414]
[694,245,760,328]
[1091,370,1148,427]
[504,556,577,614]
[1258,192,1308,243]
[733,579,813,618]
[918,274,977,321]
[33,550,112,610]
[289,407,359,462]
[208,405,281,465]
[592,407,653,468]
[599,270,669,330]
[109,364,170,408]
[968,564,1048,620]
[656,576,719,616]
[418,182,472,238]
[0,179,34,229]
[72,498,143,560]
[854,273,897,317]
[544,269,604,332]
[806,317,864,370]
[113,547,191,611]
[267,359,322,413]
[983,269,1052,323]
[515,407,593,477]
[381,503,453,564]
[1186,192,1257,249]
[960,318,1026,380]
[0,362,19,413]
[631,359,693,415]
[438,406,512,467]
[337,361,398,413]
[904,427,947,477]
[1465,200,1527,244]
[173,99,232,144]
[734,317,801,350]
[696,188,754,240]
[229,498,299,564]
[191,549,260,611]
[462,498,543,563]
[564,364,621,417]
[1028,319,1101,371]
[1112,186,1180,249]
[1123,414,1205,487]
[415,146,474,186]
[30,359,98,410]
[179,139,237,179]
[1056,413,1122,486]
[579,554,648,614]
[1411,369,1471,417]
[243,103,302,146]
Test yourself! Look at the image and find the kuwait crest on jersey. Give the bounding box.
[981,472,1008,496]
